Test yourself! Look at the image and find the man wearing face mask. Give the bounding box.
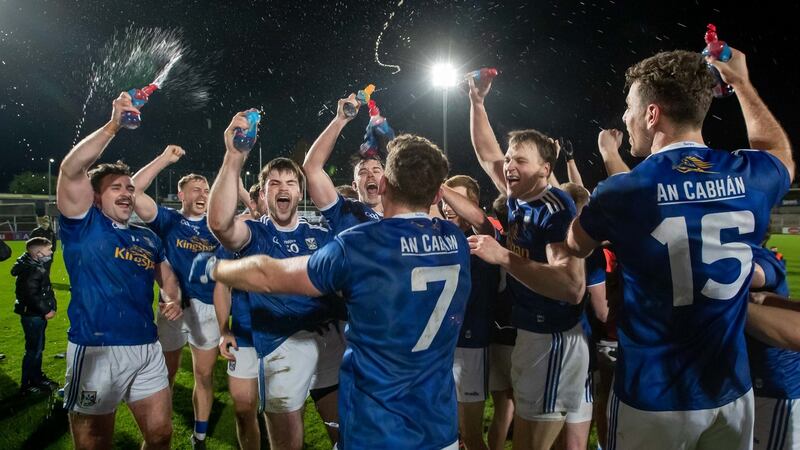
[12,237,58,395]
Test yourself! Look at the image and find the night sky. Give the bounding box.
[1,0,798,204]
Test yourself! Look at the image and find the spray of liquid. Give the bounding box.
[72,27,212,145]
[374,0,404,74]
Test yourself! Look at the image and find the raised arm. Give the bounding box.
[57,92,139,218]
[709,48,794,180]
[441,185,494,235]
[468,236,585,304]
[597,129,630,176]
[303,94,360,208]
[132,145,185,222]
[208,112,255,251]
[561,139,585,187]
[468,79,507,194]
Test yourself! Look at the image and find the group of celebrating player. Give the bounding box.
[54,39,797,450]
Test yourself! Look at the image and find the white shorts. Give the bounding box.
[489,344,514,392]
[63,341,169,415]
[754,396,800,449]
[607,388,754,450]
[157,298,220,351]
[226,346,259,379]
[258,327,344,414]
[511,324,590,420]
[453,347,488,403]
[310,322,346,391]
[566,371,594,424]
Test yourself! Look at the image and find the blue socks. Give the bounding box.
[194,420,209,440]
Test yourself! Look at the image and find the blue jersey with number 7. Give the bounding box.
[579,142,790,412]
[307,213,471,450]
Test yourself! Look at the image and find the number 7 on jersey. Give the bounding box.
[411,265,461,352]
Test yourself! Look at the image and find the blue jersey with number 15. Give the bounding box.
[308,214,471,450]
[579,143,790,411]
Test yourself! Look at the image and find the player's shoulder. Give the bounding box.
[129,223,162,246]
[297,218,330,236]
[541,186,576,214]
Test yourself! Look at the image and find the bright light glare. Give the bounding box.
[431,63,458,88]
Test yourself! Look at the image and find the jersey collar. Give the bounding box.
[517,184,553,204]
[393,212,430,220]
[650,141,708,158]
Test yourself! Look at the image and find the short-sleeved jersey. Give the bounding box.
[319,194,381,234]
[60,206,165,346]
[307,214,471,450]
[579,143,791,411]
[147,206,219,304]
[458,231,500,348]
[238,217,334,357]
[215,246,252,347]
[506,186,580,333]
[747,246,800,399]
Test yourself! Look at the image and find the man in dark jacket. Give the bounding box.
[12,237,58,394]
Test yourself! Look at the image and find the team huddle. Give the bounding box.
[55,43,796,450]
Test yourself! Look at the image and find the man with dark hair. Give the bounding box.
[566,48,794,448]
[131,145,221,448]
[467,73,587,450]
[303,94,383,235]
[56,92,183,450]
[206,112,343,450]
[30,216,57,266]
[192,133,471,449]
[12,237,58,394]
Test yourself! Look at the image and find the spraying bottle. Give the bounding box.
[233,110,261,152]
[701,24,734,98]
[120,84,158,130]
[343,84,376,118]
[464,67,499,84]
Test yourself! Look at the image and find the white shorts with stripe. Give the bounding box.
[157,298,221,351]
[453,347,488,403]
[606,388,754,450]
[566,370,594,423]
[226,346,259,379]
[511,324,590,420]
[258,325,345,414]
[63,341,169,415]
[489,343,514,392]
[754,396,800,450]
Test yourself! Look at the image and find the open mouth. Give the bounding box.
[366,182,378,195]
[116,198,132,209]
[195,201,206,209]
[506,174,520,187]
[276,194,291,208]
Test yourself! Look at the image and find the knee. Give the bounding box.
[193,369,214,388]
[144,422,173,446]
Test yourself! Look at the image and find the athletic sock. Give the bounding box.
[194,420,208,440]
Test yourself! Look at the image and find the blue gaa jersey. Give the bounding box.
[506,186,580,333]
[579,142,791,411]
[747,246,800,399]
[60,206,165,346]
[458,231,500,348]
[147,206,219,304]
[307,214,471,450]
[239,217,333,357]
[215,246,252,348]
[319,194,382,234]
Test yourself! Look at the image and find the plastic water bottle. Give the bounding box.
[120,84,158,129]
[701,24,734,98]
[464,67,499,83]
[233,110,261,152]
[343,84,376,118]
